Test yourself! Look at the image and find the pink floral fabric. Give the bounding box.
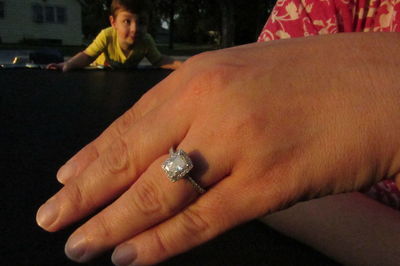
[258,0,400,41]
[258,0,400,209]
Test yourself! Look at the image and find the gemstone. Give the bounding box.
[162,149,193,182]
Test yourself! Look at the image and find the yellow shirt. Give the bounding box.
[84,27,162,68]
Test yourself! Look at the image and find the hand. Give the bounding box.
[46,52,94,72]
[46,62,68,72]
[36,32,400,265]
[157,55,183,70]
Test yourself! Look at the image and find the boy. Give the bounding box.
[47,0,182,71]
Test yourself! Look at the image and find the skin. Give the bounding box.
[46,9,182,72]
[37,32,400,265]
[110,10,146,56]
[261,192,400,265]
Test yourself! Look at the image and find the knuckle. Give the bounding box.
[183,51,215,67]
[99,137,129,175]
[114,108,137,136]
[91,214,114,240]
[132,179,166,216]
[63,182,92,213]
[150,228,170,257]
[77,142,100,163]
[179,207,210,237]
[87,143,100,160]
[184,64,234,98]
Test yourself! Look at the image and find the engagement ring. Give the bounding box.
[161,147,206,194]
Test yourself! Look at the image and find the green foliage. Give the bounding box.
[173,0,220,44]
[80,0,110,39]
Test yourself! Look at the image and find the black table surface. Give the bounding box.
[1,69,340,265]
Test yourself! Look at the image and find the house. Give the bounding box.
[0,0,83,45]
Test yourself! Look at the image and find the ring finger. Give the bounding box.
[63,141,231,262]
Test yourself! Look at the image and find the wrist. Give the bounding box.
[62,61,70,72]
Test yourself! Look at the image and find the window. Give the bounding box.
[0,1,4,19]
[32,4,44,23]
[45,6,55,22]
[56,7,67,23]
[32,4,67,24]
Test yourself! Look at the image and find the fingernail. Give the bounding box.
[65,232,88,262]
[36,198,59,230]
[57,161,76,183]
[112,244,138,266]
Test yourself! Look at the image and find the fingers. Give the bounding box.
[110,167,285,266]
[62,143,231,263]
[56,69,184,184]
[46,63,61,70]
[62,156,194,262]
[37,98,191,232]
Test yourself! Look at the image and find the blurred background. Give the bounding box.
[0,0,277,64]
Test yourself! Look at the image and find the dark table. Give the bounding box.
[1,69,339,265]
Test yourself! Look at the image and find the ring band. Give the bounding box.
[161,147,206,194]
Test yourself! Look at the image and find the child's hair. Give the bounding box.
[110,0,150,17]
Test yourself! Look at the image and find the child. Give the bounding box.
[47,0,182,71]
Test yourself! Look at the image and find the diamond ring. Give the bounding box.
[161,147,206,194]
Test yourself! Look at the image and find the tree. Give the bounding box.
[79,0,277,47]
[233,0,275,45]
[218,0,235,48]
[168,0,175,49]
[79,0,110,40]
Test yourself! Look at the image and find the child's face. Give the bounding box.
[110,9,148,48]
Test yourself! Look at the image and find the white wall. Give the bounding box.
[0,0,83,45]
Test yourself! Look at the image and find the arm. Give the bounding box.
[154,55,183,70]
[261,193,400,265]
[46,52,95,72]
[143,34,182,70]
[49,29,107,72]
